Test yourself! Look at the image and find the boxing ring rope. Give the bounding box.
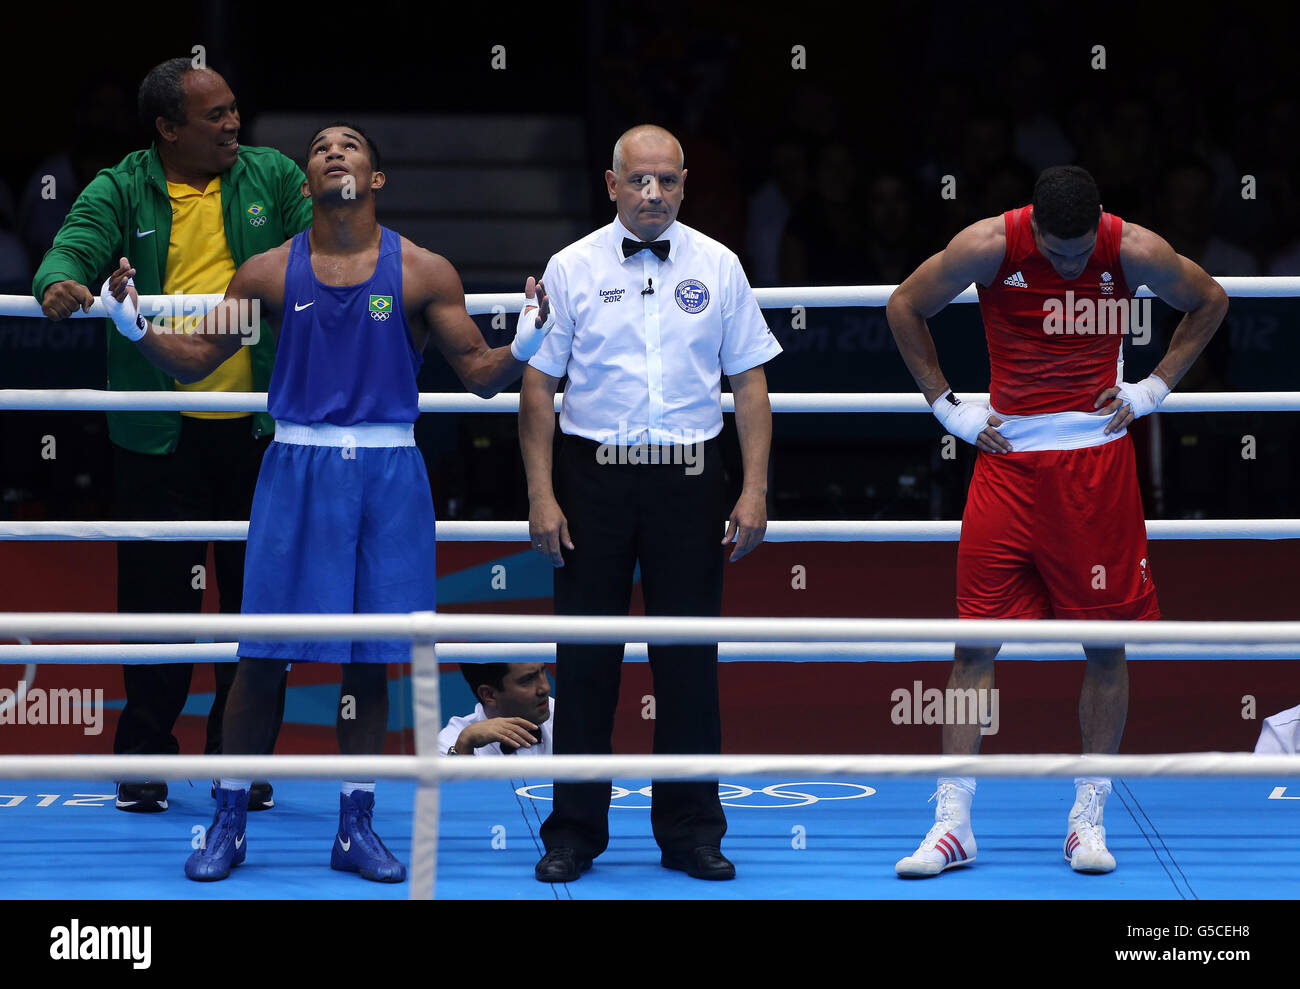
[3,641,1295,664]
[4,752,1297,782]
[6,274,1300,321]
[1,611,1297,899]
[1,518,1296,541]
[4,278,1299,898]
[2,389,1299,413]
[1,612,1298,644]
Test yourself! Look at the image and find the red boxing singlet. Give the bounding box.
[976,205,1132,415]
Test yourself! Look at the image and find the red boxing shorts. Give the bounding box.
[956,435,1160,621]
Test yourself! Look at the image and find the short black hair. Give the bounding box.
[307,121,381,171]
[460,663,509,703]
[1032,165,1102,239]
[138,57,199,136]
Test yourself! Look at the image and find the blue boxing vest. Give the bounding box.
[268,226,422,425]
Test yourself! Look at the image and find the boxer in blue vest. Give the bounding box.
[102,121,553,883]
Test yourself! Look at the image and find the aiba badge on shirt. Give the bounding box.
[674,279,710,314]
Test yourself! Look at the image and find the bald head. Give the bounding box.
[607,124,687,242]
[612,125,684,174]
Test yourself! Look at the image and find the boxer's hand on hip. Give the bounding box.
[931,390,1011,453]
[1094,375,1170,434]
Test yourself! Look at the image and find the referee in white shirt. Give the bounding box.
[520,124,781,884]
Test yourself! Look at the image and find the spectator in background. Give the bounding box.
[975,159,1035,227]
[861,170,926,286]
[0,178,32,293]
[780,143,868,285]
[921,112,1016,234]
[1267,219,1300,275]
[32,58,303,814]
[1158,157,1258,277]
[745,142,809,285]
[1006,52,1076,175]
[1261,158,1300,274]
[1062,94,1103,178]
[439,663,554,756]
[959,115,1013,191]
[1148,69,1241,239]
[1083,97,1162,225]
[915,75,972,192]
[17,81,136,265]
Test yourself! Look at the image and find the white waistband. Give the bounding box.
[273,421,415,447]
[990,409,1125,452]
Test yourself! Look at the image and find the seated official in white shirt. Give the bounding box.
[1255,703,1300,755]
[439,662,554,756]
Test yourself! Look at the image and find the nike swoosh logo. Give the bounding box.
[294,301,315,311]
[338,835,351,852]
[235,833,245,849]
[136,228,155,238]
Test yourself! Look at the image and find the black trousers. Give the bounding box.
[540,434,728,858]
[112,416,285,757]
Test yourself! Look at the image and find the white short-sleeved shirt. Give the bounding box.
[1255,703,1300,754]
[438,697,555,757]
[529,216,782,445]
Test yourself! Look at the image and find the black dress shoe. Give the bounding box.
[115,781,168,813]
[535,848,592,883]
[661,846,735,880]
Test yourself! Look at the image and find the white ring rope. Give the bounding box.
[459,277,1300,311]
[1,389,1298,413]
[0,519,1294,541]
[6,273,1300,415]
[0,613,1296,646]
[8,276,1298,900]
[0,752,1294,782]
[0,641,1293,664]
[7,275,1300,320]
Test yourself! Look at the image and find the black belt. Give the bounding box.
[562,432,717,456]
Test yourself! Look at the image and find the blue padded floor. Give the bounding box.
[2,776,1297,899]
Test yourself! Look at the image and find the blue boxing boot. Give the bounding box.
[185,785,249,881]
[330,788,406,882]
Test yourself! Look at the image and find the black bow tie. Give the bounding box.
[623,237,670,262]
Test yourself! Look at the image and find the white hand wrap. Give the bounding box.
[100,277,148,342]
[1115,374,1170,419]
[930,390,993,445]
[511,295,555,361]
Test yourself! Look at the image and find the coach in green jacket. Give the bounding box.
[33,58,309,813]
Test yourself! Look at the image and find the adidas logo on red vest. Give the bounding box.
[1003,270,1028,288]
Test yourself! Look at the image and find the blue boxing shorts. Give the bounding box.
[239,421,436,663]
